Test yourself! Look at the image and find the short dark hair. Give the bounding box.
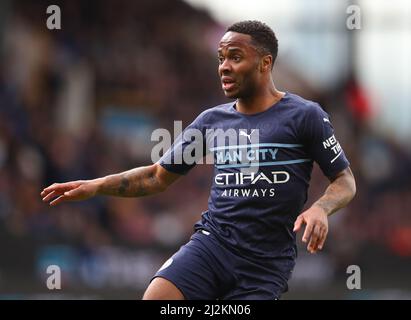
[226,20,278,67]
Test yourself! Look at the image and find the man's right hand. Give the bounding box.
[41,164,181,206]
[41,179,103,206]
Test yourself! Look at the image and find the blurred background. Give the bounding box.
[0,0,410,299]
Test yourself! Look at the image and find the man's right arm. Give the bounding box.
[41,163,181,206]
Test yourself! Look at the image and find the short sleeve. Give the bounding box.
[303,104,350,178]
[159,113,207,175]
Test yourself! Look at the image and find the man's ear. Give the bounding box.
[260,55,273,72]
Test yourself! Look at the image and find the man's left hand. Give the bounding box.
[293,206,328,254]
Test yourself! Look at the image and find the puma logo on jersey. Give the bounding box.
[239,129,256,142]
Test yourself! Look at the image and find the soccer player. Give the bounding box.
[41,20,356,300]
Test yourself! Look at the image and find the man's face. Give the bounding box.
[218,31,262,99]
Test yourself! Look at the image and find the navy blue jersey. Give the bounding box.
[160,92,349,263]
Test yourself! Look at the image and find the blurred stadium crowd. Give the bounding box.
[0,0,410,298]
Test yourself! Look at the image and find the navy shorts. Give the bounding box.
[152,230,294,300]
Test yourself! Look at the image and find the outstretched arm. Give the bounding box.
[293,167,356,253]
[41,163,181,206]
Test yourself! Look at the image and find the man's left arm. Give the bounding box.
[293,167,356,253]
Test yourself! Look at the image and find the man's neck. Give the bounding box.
[236,86,285,115]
